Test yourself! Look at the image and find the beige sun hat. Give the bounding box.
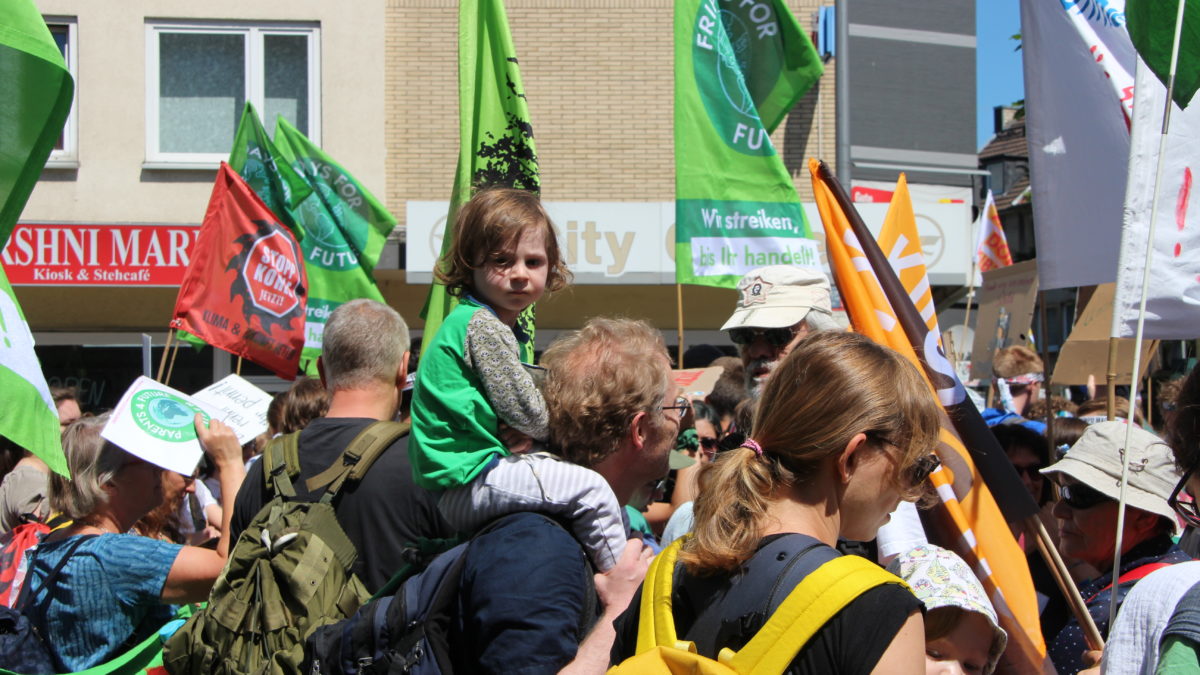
[1040,421,1182,526]
[720,265,833,331]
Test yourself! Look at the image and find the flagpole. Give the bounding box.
[157,328,175,382]
[164,340,181,387]
[676,283,685,364]
[236,356,243,376]
[1108,0,1188,632]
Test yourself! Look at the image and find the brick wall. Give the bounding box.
[384,0,836,233]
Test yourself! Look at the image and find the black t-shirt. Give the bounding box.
[611,535,922,674]
[231,417,453,593]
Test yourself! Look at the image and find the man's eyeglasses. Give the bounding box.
[1059,482,1112,510]
[1169,468,1200,529]
[728,326,797,347]
[661,396,692,419]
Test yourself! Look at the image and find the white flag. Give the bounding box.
[1114,58,1200,339]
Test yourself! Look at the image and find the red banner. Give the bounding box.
[1,222,199,286]
[172,163,307,380]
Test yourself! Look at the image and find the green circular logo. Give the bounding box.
[132,390,207,443]
[692,1,782,157]
[298,158,369,273]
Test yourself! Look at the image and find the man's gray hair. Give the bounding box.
[321,299,409,391]
[49,413,127,520]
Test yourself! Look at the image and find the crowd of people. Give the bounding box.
[5,187,1200,674]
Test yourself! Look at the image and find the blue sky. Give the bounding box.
[976,0,1024,150]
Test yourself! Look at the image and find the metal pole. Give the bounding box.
[834,0,850,184]
[1109,0,1188,632]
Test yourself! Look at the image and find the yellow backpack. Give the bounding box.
[609,538,906,674]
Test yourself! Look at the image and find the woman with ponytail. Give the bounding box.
[611,331,943,674]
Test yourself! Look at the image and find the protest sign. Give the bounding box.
[673,366,722,401]
[969,260,1039,381]
[1054,283,1158,385]
[191,374,271,445]
[102,376,218,476]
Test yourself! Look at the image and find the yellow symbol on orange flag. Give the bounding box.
[809,159,1048,671]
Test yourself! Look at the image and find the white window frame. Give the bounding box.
[45,17,78,167]
[144,20,321,169]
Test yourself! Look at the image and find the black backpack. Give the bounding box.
[0,535,95,674]
[302,513,597,675]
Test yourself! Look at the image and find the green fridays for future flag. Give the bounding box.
[227,104,386,370]
[421,0,539,355]
[0,1,73,476]
[273,117,397,273]
[674,0,824,288]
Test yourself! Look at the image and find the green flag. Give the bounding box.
[273,116,397,274]
[227,104,385,372]
[1126,0,1200,108]
[421,0,539,355]
[0,1,72,476]
[674,0,824,288]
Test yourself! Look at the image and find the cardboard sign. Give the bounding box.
[969,260,1040,380]
[191,374,272,445]
[673,367,723,400]
[102,376,219,475]
[1052,283,1158,385]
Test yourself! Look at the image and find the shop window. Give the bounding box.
[145,22,319,167]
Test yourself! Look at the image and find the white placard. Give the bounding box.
[102,376,219,475]
[191,374,272,445]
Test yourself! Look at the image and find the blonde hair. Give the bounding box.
[49,413,130,520]
[992,345,1043,379]
[542,317,670,468]
[681,332,941,573]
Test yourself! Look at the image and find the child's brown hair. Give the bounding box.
[435,187,570,297]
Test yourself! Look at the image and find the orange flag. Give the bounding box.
[810,159,1048,671]
[976,189,1014,273]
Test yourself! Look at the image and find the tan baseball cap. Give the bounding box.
[1041,421,1181,526]
[721,265,833,331]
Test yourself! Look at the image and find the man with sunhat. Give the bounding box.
[1041,421,1192,674]
[721,265,838,396]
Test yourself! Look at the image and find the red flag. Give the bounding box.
[172,163,307,380]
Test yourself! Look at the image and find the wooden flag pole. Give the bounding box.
[1028,515,1104,650]
[236,356,243,376]
[1106,337,1120,421]
[676,284,685,364]
[157,329,175,382]
[1108,0,1188,632]
[164,339,181,387]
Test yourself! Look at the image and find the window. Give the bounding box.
[988,161,1006,196]
[145,22,320,167]
[46,17,78,166]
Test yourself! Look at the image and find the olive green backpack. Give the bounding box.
[164,421,408,675]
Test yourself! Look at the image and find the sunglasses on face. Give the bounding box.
[1059,482,1112,510]
[906,453,942,487]
[1169,468,1200,529]
[728,326,797,347]
[699,437,719,451]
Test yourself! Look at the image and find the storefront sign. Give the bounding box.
[406,201,973,286]
[1,222,200,286]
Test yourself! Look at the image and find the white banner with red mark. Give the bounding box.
[1115,58,1200,339]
